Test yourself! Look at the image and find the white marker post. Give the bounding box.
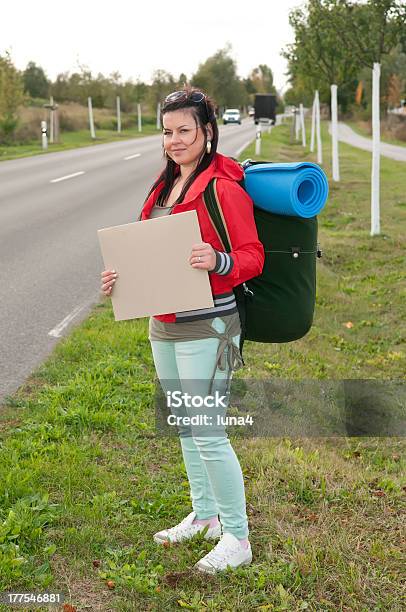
[371,62,381,236]
[310,92,316,152]
[299,103,306,147]
[88,96,96,139]
[315,90,322,164]
[49,95,54,144]
[41,120,48,150]
[255,123,261,156]
[331,84,340,181]
[156,102,161,130]
[137,103,142,132]
[295,107,300,140]
[290,109,296,143]
[116,96,121,133]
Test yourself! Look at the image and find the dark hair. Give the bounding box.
[142,86,219,209]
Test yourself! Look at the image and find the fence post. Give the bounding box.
[156,102,161,130]
[300,103,306,147]
[88,97,96,139]
[41,120,48,150]
[331,84,340,181]
[315,91,322,164]
[295,107,300,140]
[116,96,121,133]
[310,92,316,152]
[137,103,142,132]
[49,96,54,144]
[371,62,381,236]
[255,123,262,156]
[290,108,296,144]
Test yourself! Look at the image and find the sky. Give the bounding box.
[1,0,305,94]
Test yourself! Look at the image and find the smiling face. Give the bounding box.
[162,109,213,170]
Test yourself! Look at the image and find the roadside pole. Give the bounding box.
[137,103,142,132]
[54,106,59,143]
[310,92,316,152]
[49,96,54,144]
[41,121,48,150]
[116,96,121,133]
[255,123,261,156]
[371,62,381,236]
[315,91,322,164]
[43,98,59,145]
[156,103,161,130]
[299,103,306,147]
[295,107,300,140]
[88,97,96,139]
[290,108,296,144]
[331,84,340,181]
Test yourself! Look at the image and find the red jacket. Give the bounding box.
[140,153,265,323]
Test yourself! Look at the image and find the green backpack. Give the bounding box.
[203,167,322,360]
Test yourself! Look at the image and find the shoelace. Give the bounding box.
[203,539,241,565]
[166,517,205,538]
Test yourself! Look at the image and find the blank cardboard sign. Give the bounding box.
[97,210,214,321]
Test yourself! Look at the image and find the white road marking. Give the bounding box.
[124,153,141,160]
[50,171,85,183]
[48,303,87,338]
[234,139,254,158]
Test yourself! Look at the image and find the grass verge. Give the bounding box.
[0,120,404,611]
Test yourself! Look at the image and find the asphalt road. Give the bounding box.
[0,119,257,405]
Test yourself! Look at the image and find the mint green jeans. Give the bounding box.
[150,317,249,539]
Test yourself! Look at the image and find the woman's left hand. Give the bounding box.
[189,242,216,271]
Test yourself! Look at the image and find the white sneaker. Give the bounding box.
[153,511,221,544]
[194,532,252,574]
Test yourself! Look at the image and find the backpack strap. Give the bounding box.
[203,178,233,252]
[202,177,247,365]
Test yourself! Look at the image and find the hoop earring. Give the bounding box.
[206,140,212,154]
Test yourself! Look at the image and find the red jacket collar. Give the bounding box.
[180,152,244,205]
[142,153,243,219]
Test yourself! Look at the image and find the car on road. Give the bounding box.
[222,109,241,125]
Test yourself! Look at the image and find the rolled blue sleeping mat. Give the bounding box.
[243,162,329,218]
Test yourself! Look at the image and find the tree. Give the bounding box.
[281,0,361,113]
[22,61,49,98]
[282,0,405,114]
[148,69,176,109]
[387,73,402,107]
[330,0,406,69]
[0,52,25,142]
[330,0,406,113]
[191,45,248,108]
[177,73,189,89]
[133,78,148,103]
[249,65,276,93]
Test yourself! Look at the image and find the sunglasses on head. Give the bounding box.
[164,90,206,104]
[163,90,211,120]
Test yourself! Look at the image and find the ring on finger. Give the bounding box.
[198,255,202,263]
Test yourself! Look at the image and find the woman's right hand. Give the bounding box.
[101,269,118,296]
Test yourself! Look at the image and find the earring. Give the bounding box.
[164,150,170,159]
[206,140,212,154]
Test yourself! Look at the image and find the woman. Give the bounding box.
[101,87,264,574]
